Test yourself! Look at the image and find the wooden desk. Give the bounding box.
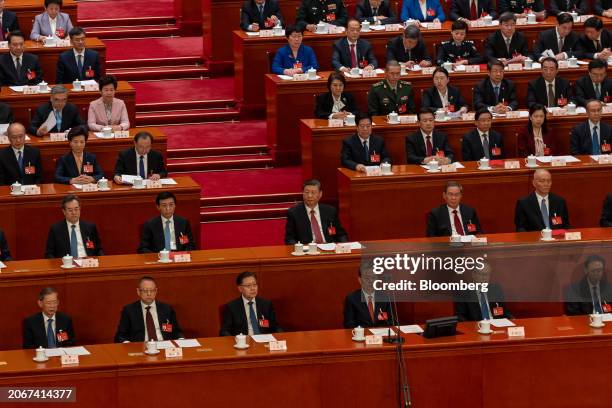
[301,112,611,201]
[2,317,612,407]
[2,81,136,129]
[0,176,200,260]
[25,127,167,183]
[7,0,77,38]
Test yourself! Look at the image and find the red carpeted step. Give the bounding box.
[105,38,203,68]
[136,108,240,126]
[133,78,233,105]
[162,121,267,150]
[78,0,174,22]
[169,145,268,159]
[200,219,287,249]
[168,153,273,172]
[201,202,294,222]
[84,24,180,40]
[201,192,302,207]
[108,65,208,81]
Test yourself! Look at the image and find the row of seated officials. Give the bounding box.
[0,0,75,42]
[19,256,611,349]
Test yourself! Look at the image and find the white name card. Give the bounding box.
[335,243,352,254]
[385,24,401,31]
[399,115,417,124]
[84,84,99,92]
[61,354,79,365]
[551,158,567,166]
[258,29,274,37]
[598,155,612,164]
[471,237,488,245]
[23,185,41,195]
[165,347,183,358]
[465,65,481,73]
[50,133,67,141]
[173,253,191,263]
[602,105,612,114]
[441,164,456,172]
[551,108,566,116]
[504,160,520,169]
[365,335,383,345]
[506,110,521,118]
[470,20,485,27]
[146,179,163,189]
[82,183,99,192]
[462,113,476,121]
[0,135,9,144]
[507,63,522,71]
[0,41,7,49]
[81,258,99,268]
[507,326,525,337]
[114,131,130,138]
[328,119,343,127]
[362,69,377,78]
[292,73,307,81]
[565,232,582,241]
[516,18,528,25]
[421,67,436,75]
[23,86,38,94]
[269,340,287,351]
[558,60,569,69]
[426,21,441,29]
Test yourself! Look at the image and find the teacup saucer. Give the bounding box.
[540,237,555,242]
[525,164,539,168]
[60,264,74,269]
[290,251,305,256]
[478,329,493,335]
[98,187,111,191]
[306,251,320,255]
[10,191,24,196]
[590,323,605,328]
[477,166,492,170]
[71,88,83,92]
[426,168,441,173]
[234,343,249,349]
[381,171,394,176]
[33,356,49,363]
[144,349,160,355]
[157,259,172,264]
[387,120,400,125]
[352,336,366,342]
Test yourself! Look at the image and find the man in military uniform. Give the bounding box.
[296,0,348,32]
[436,20,483,65]
[499,0,546,19]
[368,60,416,116]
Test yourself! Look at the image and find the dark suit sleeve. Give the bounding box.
[240,5,252,30]
[44,225,57,258]
[560,198,570,229]
[507,82,518,111]
[472,209,483,234]
[526,81,538,108]
[549,0,561,16]
[219,304,234,336]
[114,151,127,177]
[137,221,155,253]
[28,105,46,135]
[22,318,37,348]
[364,43,378,68]
[440,134,455,162]
[114,306,131,342]
[182,219,196,251]
[31,57,43,85]
[473,83,487,110]
[343,295,357,328]
[331,42,344,70]
[91,155,104,182]
[380,139,391,163]
[284,209,298,244]
[425,211,438,237]
[314,94,330,118]
[564,285,584,315]
[154,152,167,177]
[355,3,370,23]
[266,301,282,333]
[56,55,67,84]
[345,93,358,114]
[461,135,475,161]
[295,1,309,30]
[449,0,462,20]
[600,195,612,227]
[92,52,102,81]
[332,208,349,242]
[341,138,360,170]
[514,200,528,232]
[334,1,348,26]
[0,231,12,261]
[91,223,104,256]
[454,300,470,322]
[405,135,424,164]
[569,125,581,155]
[168,306,183,339]
[422,89,433,109]
[54,156,72,184]
[62,315,76,347]
[484,35,496,62]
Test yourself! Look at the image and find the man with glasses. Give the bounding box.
[426,181,482,237]
[23,287,75,348]
[341,112,391,172]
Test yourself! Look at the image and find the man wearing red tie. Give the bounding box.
[343,262,394,328]
[284,179,348,244]
[426,181,483,237]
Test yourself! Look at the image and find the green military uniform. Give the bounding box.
[367,79,416,116]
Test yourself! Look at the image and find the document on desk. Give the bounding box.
[174,339,201,348]
[399,325,424,334]
[9,86,23,92]
[317,242,362,251]
[0,261,6,269]
[250,334,277,343]
[120,174,138,184]
[155,341,175,349]
[601,313,612,322]
[490,318,515,328]
[44,348,65,357]
[160,178,177,185]
[63,346,91,356]
[536,155,580,163]
[369,327,395,336]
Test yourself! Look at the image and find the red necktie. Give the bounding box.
[310,210,325,244]
[453,210,465,235]
[367,295,375,322]
[350,43,357,68]
[470,0,478,19]
[426,135,433,156]
[145,306,158,341]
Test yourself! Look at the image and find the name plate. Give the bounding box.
[565,232,582,241]
[82,183,99,192]
[425,21,441,29]
[598,155,612,164]
[0,41,7,49]
[507,326,525,337]
[465,65,481,73]
[56,39,71,47]
[551,158,567,166]
[506,110,521,118]
[335,243,352,254]
[164,347,183,358]
[23,86,38,94]
[81,258,99,268]
[579,14,592,22]
[114,131,130,138]
[516,18,528,25]
[421,67,436,75]
[504,160,520,169]
[551,108,566,116]
[399,115,417,124]
[558,60,569,69]
[470,20,485,27]
[292,73,307,81]
[146,179,163,189]
[50,133,67,141]
[23,185,41,195]
[84,84,99,92]
[0,135,8,144]
[362,69,377,78]
[61,354,79,365]
[471,237,488,245]
[365,335,383,345]
[461,113,476,121]
[441,164,456,172]
[269,340,287,351]
[258,29,274,37]
[328,119,343,127]
[507,63,522,71]
[385,24,401,31]
[173,253,191,263]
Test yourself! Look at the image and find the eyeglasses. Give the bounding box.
[138,289,157,294]
[240,284,258,289]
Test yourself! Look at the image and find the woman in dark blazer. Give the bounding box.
[517,104,556,157]
[314,71,358,119]
[422,67,468,113]
[54,125,104,184]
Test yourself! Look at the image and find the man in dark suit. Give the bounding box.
[595,0,612,16]
[526,57,573,108]
[220,271,282,336]
[601,193,612,227]
[23,287,75,348]
[427,181,482,237]
[532,13,579,61]
[454,262,513,321]
[296,0,347,32]
[28,85,84,136]
[473,59,518,113]
[515,169,570,231]
[0,30,43,86]
[0,229,11,261]
[565,255,612,315]
[137,192,196,253]
[0,3,20,37]
[284,179,348,244]
[386,25,432,67]
[462,108,505,161]
[0,123,42,185]
[570,100,612,155]
[56,27,101,84]
[332,19,377,72]
[355,0,396,24]
[484,13,529,64]
[450,0,496,20]
[549,0,586,15]
[341,112,391,171]
[575,17,612,60]
[240,0,283,31]
[343,263,394,328]
[114,276,183,342]
[406,108,454,164]
[575,60,612,106]
[113,131,167,184]
[45,194,104,258]
[498,0,545,18]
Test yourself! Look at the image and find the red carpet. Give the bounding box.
[201,219,287,249]
[78,0,174,20]
[163,121,266,149]
[105,37,203,62]
[133,78,234,105]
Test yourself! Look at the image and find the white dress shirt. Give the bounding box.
[419,0,428,19]
[242,295,258,335]
[140,301,163,341]
[73,49,85,67]
[43,313,56,337]
[305,204,326,243]
[437,88,449,107]
[161,215,176,250]
[447,205,464,235]
[66,220,86,258]
[535,192,549,215]
[49,17,57,37]
[330,94,345,116]
[12,146,24,162]
[135,151,149,178]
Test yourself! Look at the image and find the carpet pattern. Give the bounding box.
[78,0,174,20]
[201,219,287,249]
[163,121,267,149]
[133,78,234,105]
[105,37,203,62]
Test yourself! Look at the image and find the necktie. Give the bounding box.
[164,220,171,250]
[547,83,555,107]
[0,23,4,41]
[46,318,56,348]
[17,150,23,175]
[139,155,145,178]
[15,56,21,80]
[350,43,357,68]
[77,55,83,79]
[453,209,465,235]
[372,7,378,15]
[55,110,62,132]
[595,83,602,100]
[592,287,604,314]
[310,210,324,243]
[593,126,601,155]
[363,140,369,162]
[425,135,433,156]
[479,292,491,320]
[558,37,564,53]
[367,295,375,322]
[470,0,478,19]
[258,4,264,16]
[596,39,602,52]
[407,48,412,61]
[482,133,490,159]
[145,306,158,341]
[70,224,78,257]
[494,86,500,102]
[540,198,550,229]
[248,301,261,334]
[505,38,511,55]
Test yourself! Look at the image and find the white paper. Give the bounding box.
[399,325,423,334]
[246,32,259,36]
[40,110,57,132]
[174,338,201,348]
[71,184,83,190]
[601,313,612,321]
[250,334,277,343]
[453,162,465,169]
[490,318,516,328]
[9,86,23,92]
[348,242,362,250]
[63,346,91,356]
[460,235,476,242]
[44,348,65,357]
[541,49,555,58]
[277,75,293,80]
[369,25,385,30]
[576,60,589,65]
[0,261,6,268]
[73,259,83,267]
[591,155,612,161]
[0,123,8,135]
[369,327,395,336]
[374,68,384,74]
[518,111,530,118]
[536,155,580,163]
[120,174,138,184]
[576,107,587,114]
[155,340,175,349]
[317,243,336,251]
[160,178,177,185]
[80,80,98,86]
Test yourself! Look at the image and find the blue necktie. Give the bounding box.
[164,220,171,250]
[17,150,23,176]
[55,110,62,132]
[139,155,145,179]
[592,126,601,155]
[46,318,56,348]
[70,224,78,257]
[363,140,368,163]
[248,301,261,334]
[478,292,491,320]
[494,86,500,103]
[76,55,83,79]
[540,198,550,229]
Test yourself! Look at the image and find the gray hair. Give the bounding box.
[51,85,68,95]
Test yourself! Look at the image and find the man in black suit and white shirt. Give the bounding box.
[220,271,282,336]
[549,0,587,15]
[473,59,518,113]
[138,192,196,253]
[240,0,283,31]
[575,17,612,60]
[484,13,529,64]
[575,59,612,106]
[405,108,454,164]
[355,0,397,25]
[450,0,497,21]
[55,27,101,84]
[331,19,377,72]
[601,193,612,227]
[113,131,167,184]
[570,99,612,155]
[0,123,42,185]
[0,30,43,86]
[386,25,432,67]
[45,194,104,258]
[284,179,348,244]
[532,13,579,61]
[461,108,505,161]
[426,181,482,237]
[341,112,391,171]
[526,57,573,108]
[23,287,75,348]
[114,276,183,342]
[0,2,20,37]
[515,169,570,231]
[343,262,394,328]
[565,255,612,315]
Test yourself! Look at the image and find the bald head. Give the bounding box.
[586,99,603,124]
[533,169,552,195]
[7,122,26,149]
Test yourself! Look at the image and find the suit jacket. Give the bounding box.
[219,296,281,336]
[0,144,42,185]
[533,28,579,60]
[601,193,612,227]
[314,92,358,118]
[517,126,556,157]
[575,75,612,106]
[473,78,518,111]
[575,30,612,60]
[23,311,75,348]
[54,151,104,184]
[454,284,512,321]
[240,0,284,30]
[0,230,11,261]
[385,35,431,63]
[514,192,570,231]
[87,97,130,131]
[400,0,446,21]
[526,76,573,108]
[595,0,612,14]
[499,0,545,13]
[0,52,43,86]
[549,0,587,15]
[484,30,529,62]
[137,215,195,253]
[570,121,612,154]
[0,102,14,124]
[355,0,397,24]
[426,204,482,236]
[449,0,497,20]
[422,85,468,111]
[114,147,167,178]
[30,11,73,40]
[1,10,19,35]
[405,129,455,164]
[343,289,395,328]
[564,277,612,315]
[461,129,505,161]
[295,0,348,30]
[284,202,348,244]
[56,49,101,84]
[332,37,378,70]
[114,300,183,342]
[44,219,104,258]
[28,102,84,135]
[341,133,391,170]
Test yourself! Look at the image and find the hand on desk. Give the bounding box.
[36,126,48,137]
[250,23,260,32]
[306,24,317,32]
[283,68,303,76]
[113,175,123,184]
[597,48,612,60]
[492,103,510,114]
[331,111,349,120]
[420,60,432,67]
[149,174,161,181]
[70,175,95,185]
[355,164,367,172]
